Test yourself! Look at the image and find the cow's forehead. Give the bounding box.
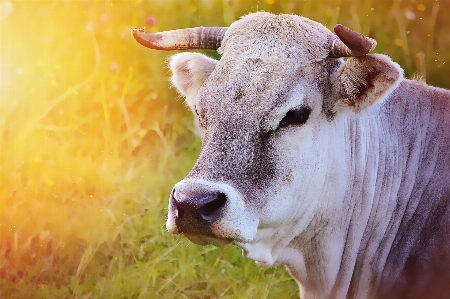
[219,12,334,67]
[197,13,334,120]
[200,58,294,110]
[198,56,326,125]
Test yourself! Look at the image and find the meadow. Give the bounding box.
[0,0,449,298]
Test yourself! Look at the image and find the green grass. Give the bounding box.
[0,0,449,298]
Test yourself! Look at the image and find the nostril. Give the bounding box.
[201,192,227,221]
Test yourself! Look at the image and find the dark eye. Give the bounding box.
[278,107,311,128]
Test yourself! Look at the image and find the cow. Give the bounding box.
[132,12,450,299]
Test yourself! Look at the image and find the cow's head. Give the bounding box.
[133,12,402,266]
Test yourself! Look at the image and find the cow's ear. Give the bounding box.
[170,52,218,112]
[334,54,403,112]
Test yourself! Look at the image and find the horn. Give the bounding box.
[329,24,377,57]
[131,27,228,50]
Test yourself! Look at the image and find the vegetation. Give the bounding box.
[0,0,448,298]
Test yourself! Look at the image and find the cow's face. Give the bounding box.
[165,13,402,265]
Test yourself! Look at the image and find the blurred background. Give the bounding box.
[0,0,449,298]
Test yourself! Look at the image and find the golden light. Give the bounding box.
[0,0,129,247]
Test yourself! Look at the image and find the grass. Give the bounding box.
[0,0,449,298]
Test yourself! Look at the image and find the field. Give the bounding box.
[0,0,449,298]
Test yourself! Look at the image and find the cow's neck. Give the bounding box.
[283,79,450,299]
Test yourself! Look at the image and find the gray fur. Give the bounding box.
[163,12,450,299]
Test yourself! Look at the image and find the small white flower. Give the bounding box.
[405,9,415,20]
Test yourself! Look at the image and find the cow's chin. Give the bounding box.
[184,233,233,247]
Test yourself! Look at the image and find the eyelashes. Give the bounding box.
[278,106,311,129]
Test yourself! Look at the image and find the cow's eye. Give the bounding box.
[278,107,311,128]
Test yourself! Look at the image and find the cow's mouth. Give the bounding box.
[184,233,233,247]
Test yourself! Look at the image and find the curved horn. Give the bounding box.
[329,24,377,57]
[131,27,228,50]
